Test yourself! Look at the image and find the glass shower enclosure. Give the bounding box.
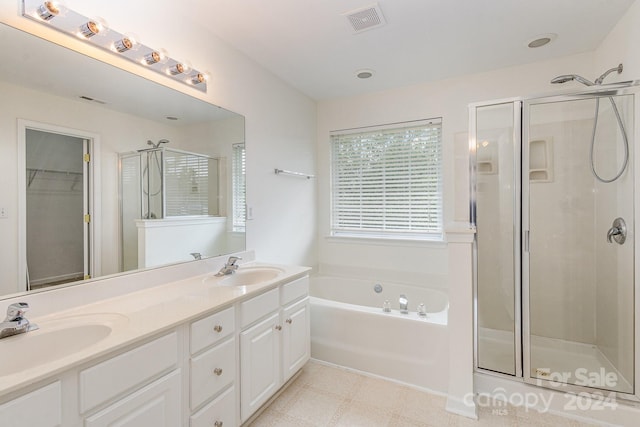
[119,147,221,271]
[472,84,637,397]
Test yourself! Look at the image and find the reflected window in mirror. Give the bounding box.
[232,143,246,232]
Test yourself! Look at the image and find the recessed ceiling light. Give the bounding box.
[356,69,374,79]
[527,33,557,48]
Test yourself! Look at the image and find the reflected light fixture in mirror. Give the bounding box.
[21,0,208,92]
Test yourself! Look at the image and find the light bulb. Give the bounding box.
[37,1,60,21]
[144,51,160,64]
[114,36,138,53]
[168,63,185,75]
[190,73,205,84]
[143,48,168,65]
[78,17,107,38]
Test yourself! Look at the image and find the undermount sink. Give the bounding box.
[0,313,128,377]
[218,267,284,287]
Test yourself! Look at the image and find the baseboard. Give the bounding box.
[446,395,478,420]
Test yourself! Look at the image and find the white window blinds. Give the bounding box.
[232,143,246,232]
[330,119,443,240]
[164,151,210,217]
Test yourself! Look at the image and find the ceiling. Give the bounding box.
[181,0,635,100]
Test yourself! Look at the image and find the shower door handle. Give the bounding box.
[607,217,626,245]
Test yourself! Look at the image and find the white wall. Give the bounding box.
[317,53,595,287]
[0,0,317,293]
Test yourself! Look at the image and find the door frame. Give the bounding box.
[17,119,101,290]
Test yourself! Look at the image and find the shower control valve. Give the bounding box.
[607,217,626,245]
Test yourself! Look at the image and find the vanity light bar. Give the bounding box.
[21,0,207,93]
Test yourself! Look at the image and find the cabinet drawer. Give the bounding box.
[80,332,178,413]
[281,276,309,306]
[191,306,235,354]
[240,287,279,328]
[0,381,61,427]
[190,337,236,409]
[85,370,181,427]
[190,386,235,427]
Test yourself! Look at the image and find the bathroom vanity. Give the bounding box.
[0,256,310,427]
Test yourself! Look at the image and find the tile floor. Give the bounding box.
[248,361,597,427]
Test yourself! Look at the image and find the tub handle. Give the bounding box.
[286,318,292,324]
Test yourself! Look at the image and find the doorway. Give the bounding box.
[18,121,100,291]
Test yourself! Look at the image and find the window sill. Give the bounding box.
[325,234,447,248]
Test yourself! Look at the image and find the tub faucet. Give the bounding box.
[0,302,38,339]
[215,256,242,276]
[190,252,202,260]
[399,294,409,314]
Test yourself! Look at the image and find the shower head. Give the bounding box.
[595,63,623,85]
[550,74,594,86]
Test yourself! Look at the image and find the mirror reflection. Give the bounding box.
[0,23,246,297]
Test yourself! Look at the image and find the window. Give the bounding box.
[330,119,442,240]
[232,143,246,232]
[164,151,211,217]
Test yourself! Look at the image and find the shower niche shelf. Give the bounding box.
[476,139,498,175]
[529,137,553,183]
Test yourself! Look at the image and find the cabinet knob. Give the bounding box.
[275,325,282,331]
[213,368,223,376]
[213,325,223,333]
[214,421,223,427]
[285,318,292,324]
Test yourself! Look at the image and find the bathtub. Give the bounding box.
[310,275,449,393]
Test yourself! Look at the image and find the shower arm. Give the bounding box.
[595,64,623,85]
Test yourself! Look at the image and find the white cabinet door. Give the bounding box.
[282,297,310,382]
[240,312,280,422]
[0,381,61,427]
[85,370,181,427]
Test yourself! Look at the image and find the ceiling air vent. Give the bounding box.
[344,3,386,34]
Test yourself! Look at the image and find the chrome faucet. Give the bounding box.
[1,302,38,339]
[399,294,409,314]
[215,256,242,276]
[190,252,202,260]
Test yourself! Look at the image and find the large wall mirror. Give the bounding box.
[0,23,246,298]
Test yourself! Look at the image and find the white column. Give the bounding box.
[445,222,477,419]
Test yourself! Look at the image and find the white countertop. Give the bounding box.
[0,262,310,397]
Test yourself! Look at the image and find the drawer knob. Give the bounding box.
[213,325,223,333]
[275,325,282,331]
[214,421,223,427]
[213,368,223,376]
[285,318,292,324]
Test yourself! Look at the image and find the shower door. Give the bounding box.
[523,91,635,394]
[473,101,521,376]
